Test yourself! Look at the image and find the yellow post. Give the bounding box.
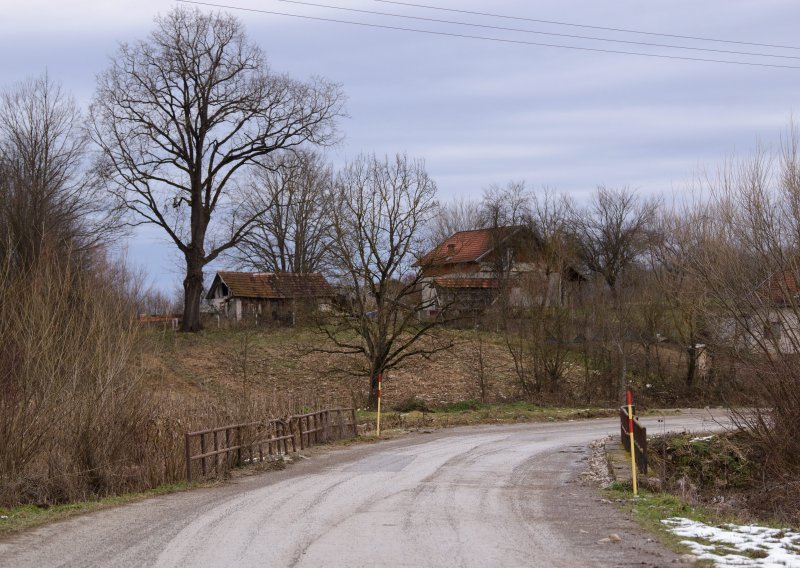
[376,373,382,437]
[627,389,638,496]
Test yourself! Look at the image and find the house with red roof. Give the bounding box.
[740,269,800,353]
[417,227,581,319]
[206,271,334,323]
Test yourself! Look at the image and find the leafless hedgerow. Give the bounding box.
[678,126,800,517]
[0,73,119,272]
[0,249,320,505]
[0,249,150,504]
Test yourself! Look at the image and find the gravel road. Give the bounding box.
[0,410,729,567]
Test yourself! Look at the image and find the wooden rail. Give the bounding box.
[620,405,648,474]
[185,408,357,481]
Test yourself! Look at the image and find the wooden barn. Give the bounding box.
[206,271,334,324]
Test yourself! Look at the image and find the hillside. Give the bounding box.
[138,326,524,412]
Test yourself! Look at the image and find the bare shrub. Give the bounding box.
[678,127,800,515]
[0,249,150,504]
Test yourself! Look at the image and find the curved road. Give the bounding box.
[0,410,728,567]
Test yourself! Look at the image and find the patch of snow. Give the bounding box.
[689,435,715,443]
[662,517,800,567]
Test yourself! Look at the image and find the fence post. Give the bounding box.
[351,408,357,437]
[312,414,318,445]
[236,426,242,467]
[200,433,207,477]
[268,421,274,457]
[298,416,305,450]
[323,410,330,442]
[185,432,192,482]
[213,430,219,477]
[225,428,231,470]
[338,409,344,440]
[258,424,264,462]
[376,373,383,437]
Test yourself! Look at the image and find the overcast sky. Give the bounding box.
[3,0,799,293]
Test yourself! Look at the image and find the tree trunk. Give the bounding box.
[182,255,205,332]
[686,344,697,388]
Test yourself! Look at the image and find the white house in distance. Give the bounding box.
[738,270,800,354]
[206,271,334,323]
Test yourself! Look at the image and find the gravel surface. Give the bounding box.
[0,410,729,567]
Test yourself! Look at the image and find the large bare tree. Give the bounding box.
[234,150,333,273]
[322,154,449,408]
[90,7,344,331]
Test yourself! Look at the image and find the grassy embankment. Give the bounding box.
[607,431,799,562]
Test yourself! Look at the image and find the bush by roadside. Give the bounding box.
[648,431,799,527]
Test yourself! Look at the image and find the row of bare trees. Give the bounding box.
[430,134,800,502]
[0,74,118,272]
[232,151,452,407]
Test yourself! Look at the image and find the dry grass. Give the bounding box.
[0,255,306,508]
[137,326,527,411]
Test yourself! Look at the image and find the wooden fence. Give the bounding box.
[620,405,648,474]
[185,408,357,481]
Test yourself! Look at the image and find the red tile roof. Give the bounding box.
[764,270,800,305]
[418,227,520,266]
[210,271,333,300]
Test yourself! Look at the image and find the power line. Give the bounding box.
[177,0,800,70]
[375,0,800,52]
[272,0,800,61]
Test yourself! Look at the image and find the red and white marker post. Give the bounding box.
[627,388,638,496]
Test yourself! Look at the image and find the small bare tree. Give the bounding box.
[572,186,658,294]
[529,187,574,307]
[649,202,712,388]
[571,186,658,399]
[322,154,450,408]
[90,7,344,331]
[234,150,333,273]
